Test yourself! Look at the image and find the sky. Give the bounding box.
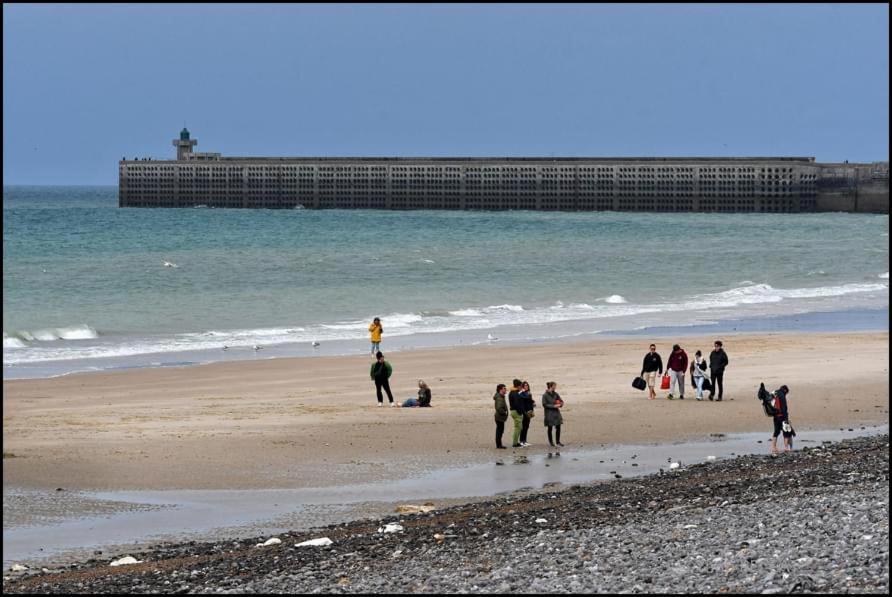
[3,3,889,185]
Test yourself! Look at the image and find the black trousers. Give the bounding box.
[547,425,561,445]
[375,377,394,403]
[520,414,531,443]
[495,420,505,447]
[710,369,725,398]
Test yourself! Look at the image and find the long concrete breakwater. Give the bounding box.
[119,130,888,212]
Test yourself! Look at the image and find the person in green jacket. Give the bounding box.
[370,351,395,407]
[493,383,508,449]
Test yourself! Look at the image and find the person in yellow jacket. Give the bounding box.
[369,317,383,356]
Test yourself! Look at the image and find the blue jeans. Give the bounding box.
[402,398,419,407]
[371,341,380,354]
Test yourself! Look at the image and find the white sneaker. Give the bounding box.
[390,402,397,408]
[377,403,383,407]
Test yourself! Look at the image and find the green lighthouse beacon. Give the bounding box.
[173,127,197,160]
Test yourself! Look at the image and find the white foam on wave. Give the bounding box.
[5,281,888,367]
[3,333,27,349]
[450,304,524,317]
[10,325,99,343]
[603,295,628,304]
[880,272,889,279]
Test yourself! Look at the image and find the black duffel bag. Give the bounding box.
[632,376,647,391]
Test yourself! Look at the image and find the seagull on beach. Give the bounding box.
[253,344,263,351]
[311,341,320,348]
[487,333,499,342]
[222,345,229,351]
[163,260,178,268]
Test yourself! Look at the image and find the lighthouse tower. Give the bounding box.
[172,127,197,160]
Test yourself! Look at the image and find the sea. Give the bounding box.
[3,186,888,379]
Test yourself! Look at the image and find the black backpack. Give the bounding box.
[757,382,779,417]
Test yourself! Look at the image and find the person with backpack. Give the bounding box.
[493,383,509,449]
[666,344,688,400]
[689,350,708,401]
[369,351,395,407]
[708,340,729,401]
[769,384,794,454]
[640,343,663,400]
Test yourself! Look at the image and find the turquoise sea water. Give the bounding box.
[3,186,888,378]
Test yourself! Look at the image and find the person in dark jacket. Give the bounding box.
[508,379,524,448]
[402,379,432,407]
[666,344,688,400]
[493,383,508,449]
[769,385,793,454]
[369,351,395,407]
[708,340,729,401]
[542,381,564,447]
[640,344,663,400]
[518,381,535,446]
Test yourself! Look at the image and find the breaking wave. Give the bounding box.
[3,280,887,367]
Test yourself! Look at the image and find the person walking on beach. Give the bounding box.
[402,379,432,407]
[493,383,509,449]
[666,344,688,400]
[690,350,708,401]
[708,340,729,401]
[508,379,525,448]
[369,351,395,407]
[640,343,663,400]
[518,380,535,447]
[368,318,383,356]
[542,381,564,447]
[769,384,794,454]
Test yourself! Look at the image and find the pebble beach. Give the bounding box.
[4,434,888,594]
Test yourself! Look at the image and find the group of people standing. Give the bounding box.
[493,380,564,449]
[640,340,730,401]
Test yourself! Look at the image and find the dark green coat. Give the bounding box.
[493,392,509,423]
[370,360,392,379]
[542,391,563,426]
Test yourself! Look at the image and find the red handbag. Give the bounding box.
[660,374,671,390]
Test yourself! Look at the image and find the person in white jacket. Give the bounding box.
[690,350,709,401]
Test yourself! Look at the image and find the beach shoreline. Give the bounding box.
[4,306,888,381]
[4,330,888,493]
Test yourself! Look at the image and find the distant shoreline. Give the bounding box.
[3,306,888,381]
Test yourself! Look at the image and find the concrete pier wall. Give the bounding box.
[118,140,888,213]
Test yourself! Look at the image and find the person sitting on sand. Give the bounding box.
[770,385,794,454]
[493,383,509,449]
[402,380,432,407]
[542,381,564,448]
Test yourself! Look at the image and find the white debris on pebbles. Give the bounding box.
[109,556,141,567]
[3,435,887,595]
[377,523,404,534]
[294,537,333,547]
[254,538,281,547]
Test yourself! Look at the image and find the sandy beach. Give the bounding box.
[3,331,888,492]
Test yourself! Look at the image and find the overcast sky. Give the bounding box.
[3,3,889,185]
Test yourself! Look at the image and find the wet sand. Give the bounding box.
[3,331,888,492]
